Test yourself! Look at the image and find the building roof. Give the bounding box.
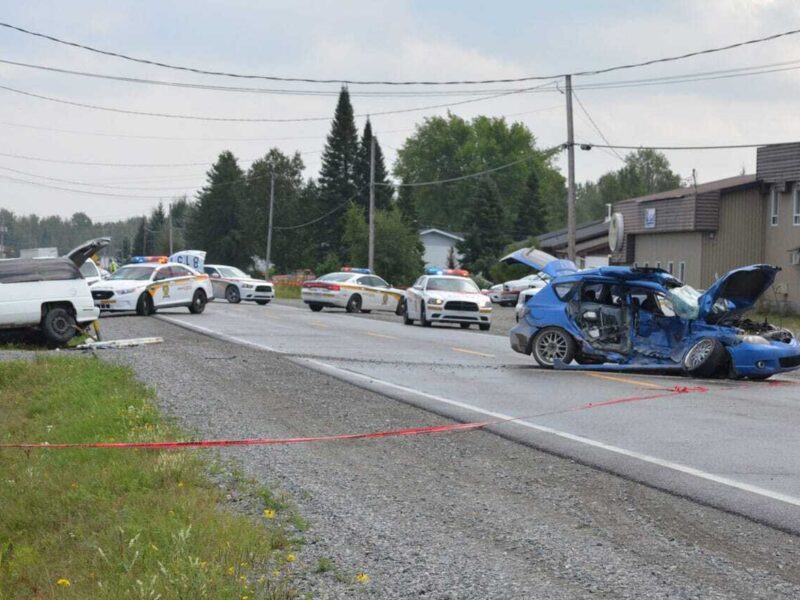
[537,218,609,250]
[418,228,464,241]
[628,174,757,204]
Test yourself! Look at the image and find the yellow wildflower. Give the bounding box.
[356,573,369,584]
[227,566,235,576]
[239,575,247,583]
[258,575,266,584]
[177,481,184,488]
[56,578,71,587]
[286,553,297,563]
[149,544,158,552]
[262,508,275,519]
[242,596,249,600]
[240,561,248,567]
[272,570,280,578]
[200,561,208,570]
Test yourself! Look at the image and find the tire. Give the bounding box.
[136,292,154,316]
[420,303,432,327]
[479,323,490,331]
[361,309,372,314]
[346,295,362,313]
[255,300,270,305]
[225,285,241,304]
[532,327,576,368]
[41,307,76,344]
[460,323,470,329]
[189,290,207,314]
[403,302,413,325]
[309,303,323,312]
[395,298,405,316]
[682,338,726,378]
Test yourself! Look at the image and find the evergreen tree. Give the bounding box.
[513,168,546,240]
[456,177,509,276]
[354,119,393,211]
[187,151,250,267]
[132,217,147,255]
[318,87,359,255]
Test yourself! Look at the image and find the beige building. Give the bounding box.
[611,144,800,312]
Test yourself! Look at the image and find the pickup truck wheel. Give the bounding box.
[683,338,725,378]
[189,290,207,314]
[41,307,76,344]
[225,285,241,303]
[136,293,154,316]
[532,327,575,368]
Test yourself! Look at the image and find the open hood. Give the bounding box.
[697,264,779,320]
[500,247,578,278]
[64,237,111,267]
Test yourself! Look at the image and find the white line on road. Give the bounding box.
[158,315,800,510]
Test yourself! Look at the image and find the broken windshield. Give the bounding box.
[666,285,702,320]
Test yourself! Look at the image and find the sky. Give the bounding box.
[1,0,800,222]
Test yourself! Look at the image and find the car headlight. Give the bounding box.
[241,283,254,289]
[738,334,769,345]
[116,287,140,295]
[427,297,444,306]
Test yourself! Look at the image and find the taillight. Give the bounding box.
[303,282,340,291]
[326,283,340,291]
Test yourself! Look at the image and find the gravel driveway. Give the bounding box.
[95,314,800,599]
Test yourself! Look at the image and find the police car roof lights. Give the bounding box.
[130,256,169,264]
[341,267,371,274]
[424,267,470,277]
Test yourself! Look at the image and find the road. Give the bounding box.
[157,300,800,534]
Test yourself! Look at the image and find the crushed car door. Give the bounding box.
[569,281,629,354]
[628,287,686,359]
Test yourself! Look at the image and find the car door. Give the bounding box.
[204,266,225,298]
[356,276,378,310]
[406,277,425,318]
[370,276,396,311]
[169,265,196,304]
[151,266,177,308]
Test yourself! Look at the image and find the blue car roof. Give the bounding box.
[553,266,681,289]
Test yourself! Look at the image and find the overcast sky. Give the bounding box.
[1,0,799,222]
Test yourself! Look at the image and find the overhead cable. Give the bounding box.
[581,142,793,150]
[571,91,624,162]
[2,20,799,84]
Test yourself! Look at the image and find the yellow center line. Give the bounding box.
[583,371,664,389]
[308,320,329,329]
[451,347,495,358]
[366,331,397,340]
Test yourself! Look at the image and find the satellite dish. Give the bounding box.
[608,212,624,253]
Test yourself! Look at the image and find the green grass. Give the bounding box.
[274,285,301,300]
[0,356,300,599]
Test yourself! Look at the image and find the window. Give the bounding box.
[667,261,674,274]
[678,262,686,282]
[643,262,649,268]
[171,266,192,277]
[794,184,800,226]
[770,186,779,226]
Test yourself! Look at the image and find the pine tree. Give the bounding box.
[456,177,509,275]
[514,168,546,240]
[187,151,250,267]
[318,87,359,255]
[354,119,393,211]
[132,217,147,255]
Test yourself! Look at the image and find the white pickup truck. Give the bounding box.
[0,238,109,344]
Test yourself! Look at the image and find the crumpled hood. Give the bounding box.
[697,264,780,320]
[500,247,578,278]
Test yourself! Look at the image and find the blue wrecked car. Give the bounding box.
[505,248,800,379]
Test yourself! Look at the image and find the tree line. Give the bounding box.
[0,87,682,285]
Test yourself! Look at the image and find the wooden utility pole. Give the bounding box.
[565,74,577,263]
[168,202,174,255]
[265,174,275,278]
[368,135,376,272]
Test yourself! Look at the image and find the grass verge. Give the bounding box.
[0,356,300,599]
[274,285,301,300]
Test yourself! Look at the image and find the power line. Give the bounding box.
[0,150,257,168]
[581,142,793,151]
[2,20,799,84]
[0,173,173,199]
[571,91,624,162]
[273,200,353,230]
[0,81,545,123]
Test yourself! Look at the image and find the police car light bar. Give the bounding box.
[130,256,169,264]
[424,267,470,277]
[341,267,371,274]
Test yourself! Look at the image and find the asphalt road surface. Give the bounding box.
[159,300,800,534]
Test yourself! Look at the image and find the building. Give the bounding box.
[419,228,463,268]
[611,143,800,312]
[536,218,610,268]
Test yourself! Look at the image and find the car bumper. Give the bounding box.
[510,318,536,354]
[426,307,491,325]
[94,294,138,312]
[301,290,347,308]
[728,339,800,377]
[242,290,275,301]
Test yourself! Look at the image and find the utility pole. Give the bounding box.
[0,218,7,258]
[368,134,376,272]
[142,216,147,256]
[168,202,174,255]
[565,74,577,263]
[265,173,275,278]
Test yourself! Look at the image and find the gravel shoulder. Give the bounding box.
[93,314,800,599]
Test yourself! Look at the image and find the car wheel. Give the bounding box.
[682,338,726,378]
[403,302,413,325]
[41,307,76,344]
[460,323,470,329]
[479,323,490,331]
[255,300,270,305]
[395,298,406,316]
[532,327,576,368]
[346,295,362,313]
[361,309,372,314]
[420,303,432,327]
[309,303,323,312]
[189,290,207,314]
[225,285,241,304]
[136,292,154,316]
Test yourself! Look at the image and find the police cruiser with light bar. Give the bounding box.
[300,267,406,314]
[403,268,492,330]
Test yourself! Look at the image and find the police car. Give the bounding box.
[90,256,214,316]
[203,264,274,305]
[403,268,492,330]
[301,268,405,314]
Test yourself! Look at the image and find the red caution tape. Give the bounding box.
[578,385,708,411]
